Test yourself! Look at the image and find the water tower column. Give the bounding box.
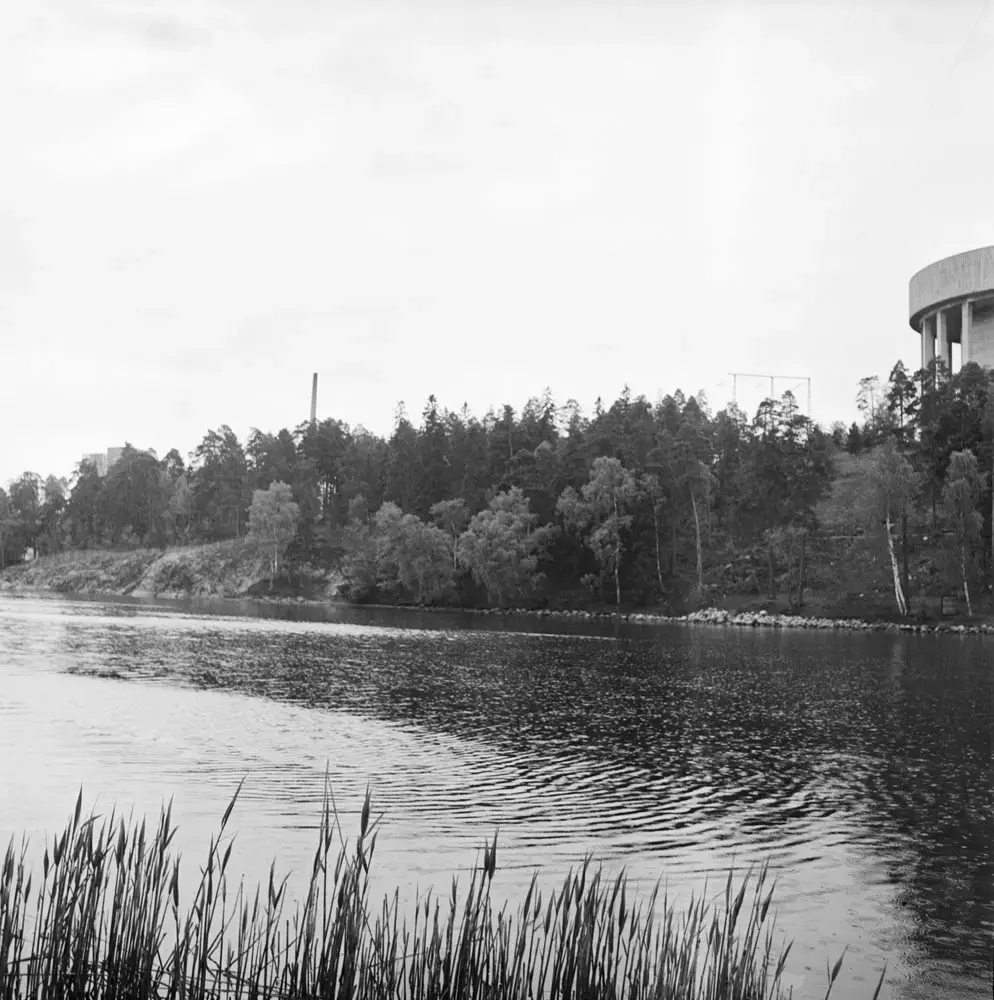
[936,309,950,372]
[961,301,971,365]
[921,314,935,370]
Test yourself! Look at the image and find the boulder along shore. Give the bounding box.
[253,596,994,636]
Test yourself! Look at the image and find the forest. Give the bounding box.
[1,358,992,614]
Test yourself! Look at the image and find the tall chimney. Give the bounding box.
[310,373,318,427]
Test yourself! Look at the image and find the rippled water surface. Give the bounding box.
[0,594,991,999]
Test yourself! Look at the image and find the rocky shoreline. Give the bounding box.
[622,606,991,635]
[3,576,991,635]
[250,595,994,636]
[452,605,993,635]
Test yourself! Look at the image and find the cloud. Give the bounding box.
[1,0,992,487]
[39,86,253,183]
[0,213,33,297]
[61,0,243,53]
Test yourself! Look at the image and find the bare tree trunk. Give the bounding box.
[901,509,910,605]
[767,534,775,599]
[653,504,664,595]
[785,538,794,608]
[690,491,703,594]
[705,479,712,546]
[798,531,806,608]
[885,511,908,615]
[614,496,622,607]
[961,545,972,616]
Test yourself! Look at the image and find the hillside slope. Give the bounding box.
[0,541,341,602]
[786,447,989,618]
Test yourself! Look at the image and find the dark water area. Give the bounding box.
[0,593,990,999]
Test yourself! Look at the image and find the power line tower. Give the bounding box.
[729,372,812,419]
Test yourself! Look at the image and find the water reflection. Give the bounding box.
[0,594,990,999]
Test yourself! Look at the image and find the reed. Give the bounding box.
[0,779,886,1000]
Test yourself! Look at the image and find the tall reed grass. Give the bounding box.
[0,779,886,999]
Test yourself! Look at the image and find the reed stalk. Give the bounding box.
[0,779,887,1000]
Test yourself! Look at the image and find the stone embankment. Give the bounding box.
[456,605,994,635]
[675,606,993,635]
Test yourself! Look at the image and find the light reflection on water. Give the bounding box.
[0,593,990,1000]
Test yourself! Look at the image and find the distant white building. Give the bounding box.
[80,447,126,477]
[82,452,108,476]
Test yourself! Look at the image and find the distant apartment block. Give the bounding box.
[81,452,108,476]
[81,447,125,477]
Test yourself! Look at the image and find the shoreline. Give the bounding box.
[340,600,994,636]
[3,579,992,635]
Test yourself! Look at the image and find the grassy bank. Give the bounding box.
[0,541,341,602]
[0,782,885,1000]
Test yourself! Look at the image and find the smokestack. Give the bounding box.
[310,373,318,427]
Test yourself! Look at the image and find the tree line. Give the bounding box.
[2,361,992,612]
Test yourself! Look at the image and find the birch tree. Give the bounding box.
[248,481,300,588]
[456,488,554,606]
[674,423,714,597]
[941,450,983,616]
[0,489,15,570]
[557,457,639,606]
[641,472,667,595]
[430,498,470,570]
[858,439,919,616]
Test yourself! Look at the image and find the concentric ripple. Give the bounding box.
[0,594,990,1000]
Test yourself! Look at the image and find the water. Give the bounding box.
[0,593,990,999]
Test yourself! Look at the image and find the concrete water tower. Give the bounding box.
[909,245,994,372]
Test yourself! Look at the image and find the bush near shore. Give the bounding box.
[0,782,886,1000]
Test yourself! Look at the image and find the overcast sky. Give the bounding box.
[1,0,992,487]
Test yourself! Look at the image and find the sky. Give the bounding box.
[1,0,992,487]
